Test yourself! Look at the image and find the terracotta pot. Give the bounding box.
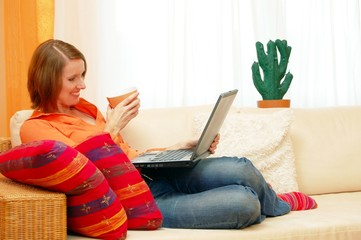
[257,99,291,108]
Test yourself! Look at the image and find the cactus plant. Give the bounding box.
[251,39,293,100]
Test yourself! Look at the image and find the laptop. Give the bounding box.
[132,89,238,168]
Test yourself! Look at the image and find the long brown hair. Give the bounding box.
[27,39,87,112]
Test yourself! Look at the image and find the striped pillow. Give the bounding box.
[0,140,127,239]
[76,133,163,230]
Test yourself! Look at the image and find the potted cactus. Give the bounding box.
[251,39,293,108]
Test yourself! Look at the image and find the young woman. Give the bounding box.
[20,39,315,229]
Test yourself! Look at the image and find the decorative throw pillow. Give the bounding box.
[75,133,163,230]
[0,140,127,239]
[193,109,299,193]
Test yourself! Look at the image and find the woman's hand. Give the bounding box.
[166,133,220,154]
[208,133,220,154]
[104,92,140,135]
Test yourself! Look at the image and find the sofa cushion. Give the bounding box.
[0,140,127,239]
[10,110,33,147]
[193,108,298,193]
[75,133,163,230]
[291,107,361,194]
[68,192,361,240]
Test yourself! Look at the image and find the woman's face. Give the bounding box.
[57,59,86,110]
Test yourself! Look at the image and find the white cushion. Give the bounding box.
[10,110,33,147]
[193,108,299,193]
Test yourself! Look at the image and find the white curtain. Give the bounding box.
[54,0,361,112]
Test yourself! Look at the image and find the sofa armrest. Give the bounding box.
[0,138,68,238]
[0,137,11,153]
[0,174,67,239]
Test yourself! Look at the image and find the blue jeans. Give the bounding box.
[142,157,290,229]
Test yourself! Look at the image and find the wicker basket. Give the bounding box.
[0,175,67,240]
[0,137,11,153]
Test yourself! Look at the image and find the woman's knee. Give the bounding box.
[232,186,262,228]
[212,185,261,229]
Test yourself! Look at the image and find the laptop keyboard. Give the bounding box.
[152,149,192,161]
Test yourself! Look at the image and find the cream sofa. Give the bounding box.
[2,105,361,240]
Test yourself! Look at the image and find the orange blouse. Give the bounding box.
[20,98,140,160]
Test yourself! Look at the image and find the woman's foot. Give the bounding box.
[277,192,317,211]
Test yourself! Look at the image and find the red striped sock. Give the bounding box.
[277,192,318,211]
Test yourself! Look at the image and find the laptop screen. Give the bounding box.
[191,89,238,160]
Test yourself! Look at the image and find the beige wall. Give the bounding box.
[0,0,7,137]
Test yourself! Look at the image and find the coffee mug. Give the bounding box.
[107,87,137,108]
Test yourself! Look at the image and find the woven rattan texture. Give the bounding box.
[0,138,11,153]
[0,175,67,240]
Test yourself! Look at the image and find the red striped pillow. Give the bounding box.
[0,140,127,239]
[75,133,163,230]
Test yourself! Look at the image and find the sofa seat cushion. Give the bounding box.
[69,191,361,240]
